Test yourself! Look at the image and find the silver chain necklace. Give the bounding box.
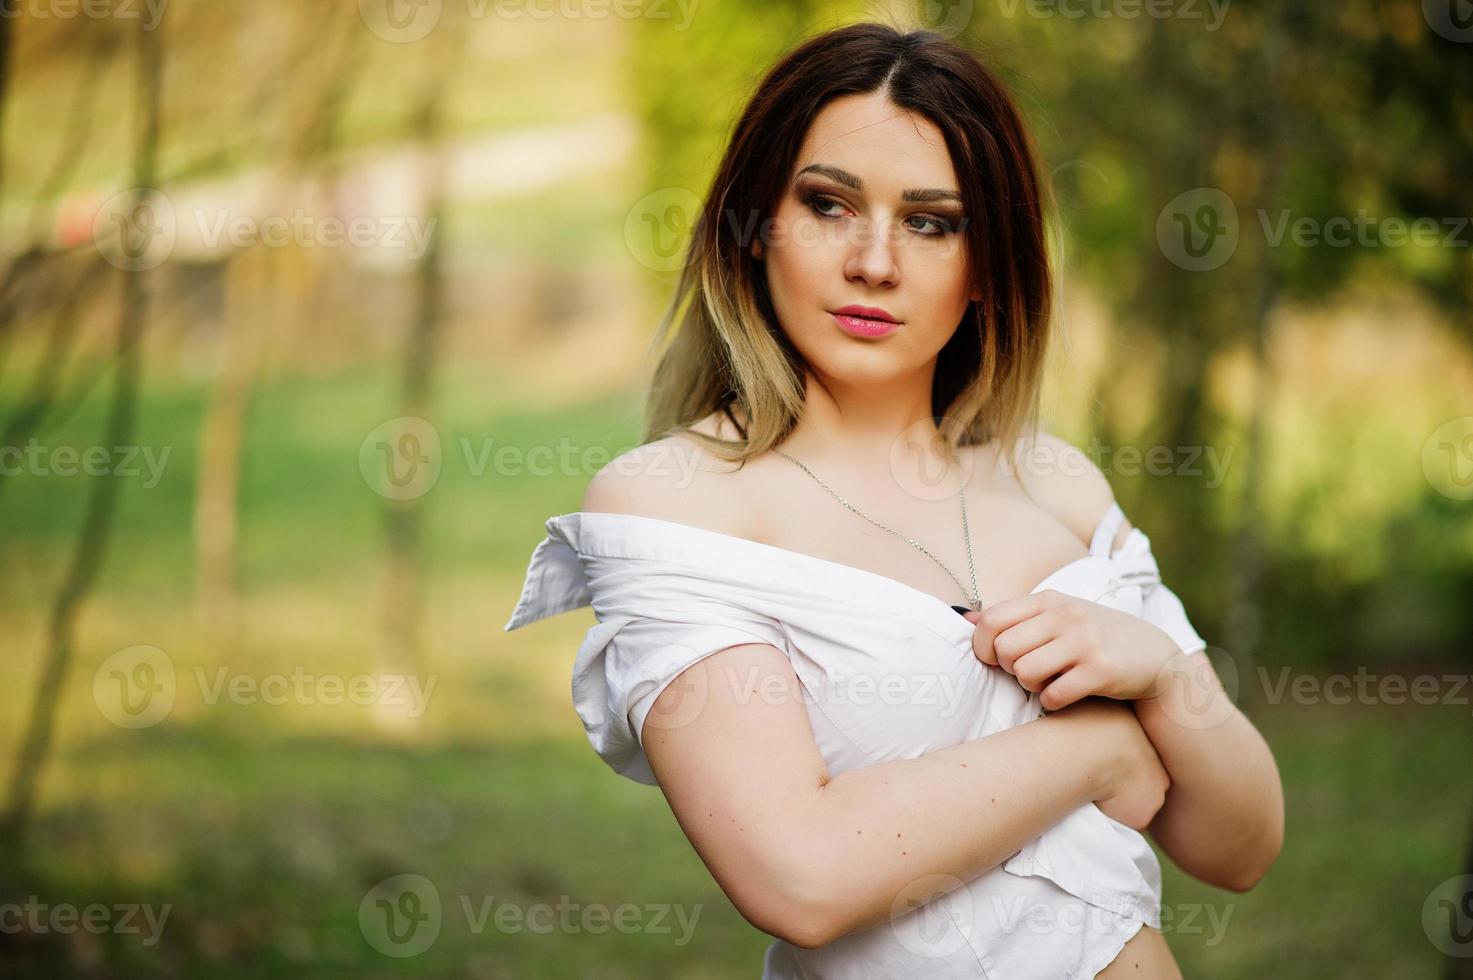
[773,447,983,612]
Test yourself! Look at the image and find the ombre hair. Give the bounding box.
[643,22,1058,469]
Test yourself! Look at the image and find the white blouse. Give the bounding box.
[504,500,1208,979]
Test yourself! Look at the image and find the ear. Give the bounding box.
[750,239,764,261]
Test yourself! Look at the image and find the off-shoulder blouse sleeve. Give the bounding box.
[572,602,788,785]
[504,516,788,786]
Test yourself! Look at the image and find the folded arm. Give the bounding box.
[1021,430,1285,892]
[642,641,1156,949]
[1133,646,1284,892]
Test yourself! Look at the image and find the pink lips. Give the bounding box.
[831,305,901,338]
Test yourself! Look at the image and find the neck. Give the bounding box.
[776,368,958,479]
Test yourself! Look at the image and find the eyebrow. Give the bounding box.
[794,163,963,206]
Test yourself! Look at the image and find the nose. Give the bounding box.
[843,217,899,289]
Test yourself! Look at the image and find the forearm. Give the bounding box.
[796,712,1111,943]
[1134,649,1285,891]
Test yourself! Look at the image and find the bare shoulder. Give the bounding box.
[579,410,756,536]
[1004,426,1130,550]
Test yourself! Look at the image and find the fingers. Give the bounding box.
[991,615,1059,674]
[1010,640,1078,693]
[969,591,1065,669]
[1038,666,1101,711]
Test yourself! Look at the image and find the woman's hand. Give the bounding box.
[1043,696,1171,831]
[962,590,1182,710]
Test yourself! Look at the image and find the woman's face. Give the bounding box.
[754,90,979,386]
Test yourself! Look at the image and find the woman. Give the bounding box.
[506,22,1283,978]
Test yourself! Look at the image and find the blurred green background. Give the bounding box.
[1,0,1471,977]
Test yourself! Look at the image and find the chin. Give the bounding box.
[805,348,917,386]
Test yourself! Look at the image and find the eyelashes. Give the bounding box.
[802,192,959,237]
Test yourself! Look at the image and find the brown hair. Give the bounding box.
[643,21,1057,469]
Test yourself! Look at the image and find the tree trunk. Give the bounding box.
[1222,19,1291,709]
[1,25,162,857]
[375,41,459,734]
[194,252,269,645]
[190,4,364,644]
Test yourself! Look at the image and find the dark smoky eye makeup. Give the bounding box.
[795,182,967,235]
[793,178,865,207]
[923,215,962,235]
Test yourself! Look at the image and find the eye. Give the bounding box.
[802,192,960,237]
[804,192,846,219]
[908,214,957,237]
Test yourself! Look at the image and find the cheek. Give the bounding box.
[915,243,973,297]
[909,250,975,324]
[765,218,832,305]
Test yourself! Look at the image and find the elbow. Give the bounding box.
[1228,836,1283,894]
[767,911,836,951]
[742,885,838,951]
[1219,810,1284,894]
[741,841,847,950]
[1217,858,1273,894]
[1219,761,1285,894]
[780,890,854,950]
